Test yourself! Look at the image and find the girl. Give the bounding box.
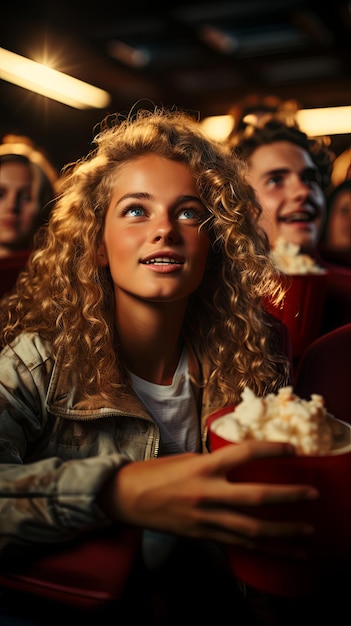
[0,107,317,624]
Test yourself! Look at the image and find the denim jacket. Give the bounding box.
[0,332,215,553]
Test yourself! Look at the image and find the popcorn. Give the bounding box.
[210,386,333,455]
[271,237,326,274]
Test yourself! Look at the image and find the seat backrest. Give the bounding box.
[321,264,351,335]
[0,526,141,610]
[294,323,351,423]
[0,251,31,299]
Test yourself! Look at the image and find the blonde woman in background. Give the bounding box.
[0,135,58,297]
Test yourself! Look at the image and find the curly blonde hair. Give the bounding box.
[0,106,289,404]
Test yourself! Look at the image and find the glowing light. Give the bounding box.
[200,115,235,141]
[0,47,111,109]
[296,106,351,136]
[201,106,351,141]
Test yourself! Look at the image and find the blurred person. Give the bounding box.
[318,179,351,267]
[229,117,351,338]
[330,146,351,187]
[0,106,318,625]
[0,135,58,297]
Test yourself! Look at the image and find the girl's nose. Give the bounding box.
[151,218,179,243]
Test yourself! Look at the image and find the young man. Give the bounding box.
[230,118,351,338]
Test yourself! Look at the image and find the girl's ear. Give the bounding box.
[97,242,109,267]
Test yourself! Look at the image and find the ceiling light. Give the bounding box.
[200,106,351,140]
[201,115,235,141]
[296,106,351,136]
[0,48,111,110]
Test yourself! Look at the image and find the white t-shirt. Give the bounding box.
[128,347,201,455]
[128,348,202,569]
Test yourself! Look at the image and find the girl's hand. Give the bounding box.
[97,441,318,557]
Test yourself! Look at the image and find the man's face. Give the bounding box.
[246,141,326,252]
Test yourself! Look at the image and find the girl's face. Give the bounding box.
[0,161,37,250]
[100,154,211,305]
[246,141,326,252]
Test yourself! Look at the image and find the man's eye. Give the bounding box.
[302,170,322,186]
[267,175,283,186]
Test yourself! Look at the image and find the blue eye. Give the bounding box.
[126,206,145,217]
[178,208,207,222]
[178,209,197,220]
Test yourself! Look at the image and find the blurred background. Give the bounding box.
[1,0,350,171]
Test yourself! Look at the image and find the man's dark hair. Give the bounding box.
[229,118,334,191]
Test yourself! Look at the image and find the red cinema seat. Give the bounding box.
[294,323,351,424]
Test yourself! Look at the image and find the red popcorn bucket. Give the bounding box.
[207,406,351,597]
[265,272,329,358]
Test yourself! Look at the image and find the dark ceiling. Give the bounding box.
[1,0,351,171]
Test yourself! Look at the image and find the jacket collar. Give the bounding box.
[46,335,206,421]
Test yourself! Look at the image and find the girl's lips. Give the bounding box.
[144,263,183,273]
[142,257,183,265]
[141,257,184,273]
[141,252,185,264]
